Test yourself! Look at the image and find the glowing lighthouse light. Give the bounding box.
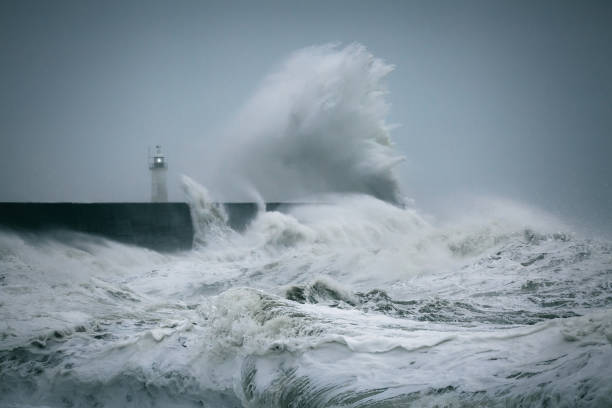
[149,145,168,202]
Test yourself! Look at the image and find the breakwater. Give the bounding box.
[0,202,294,251]
[0,203,194,251]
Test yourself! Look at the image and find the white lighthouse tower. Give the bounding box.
[149,145,168,202]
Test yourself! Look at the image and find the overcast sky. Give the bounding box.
[1,0,611,233]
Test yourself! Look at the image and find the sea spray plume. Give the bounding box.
[181,175,232,246]
[216,43,405,204]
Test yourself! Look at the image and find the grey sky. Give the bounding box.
[1,1,611,233]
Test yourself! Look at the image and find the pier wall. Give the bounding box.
[0,203,194,252]
[0,202,297,251]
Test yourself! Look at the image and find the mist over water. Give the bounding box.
[1,44,612,407]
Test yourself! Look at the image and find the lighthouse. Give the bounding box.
[149,145,168,202]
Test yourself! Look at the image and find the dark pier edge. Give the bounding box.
[0,202,302,252]
[0,203,194,252]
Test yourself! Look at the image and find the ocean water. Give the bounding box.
[2,43,611,407]
[1,191,611,407]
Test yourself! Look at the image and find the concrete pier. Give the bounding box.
[0,202,299,252]
[221,202,289,230]
[0,203,194,252]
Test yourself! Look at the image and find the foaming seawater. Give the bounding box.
[3,40,611,406]
[2,191,612,406]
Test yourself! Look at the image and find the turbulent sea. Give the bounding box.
[1,44,612,407]
[1,193,611,407]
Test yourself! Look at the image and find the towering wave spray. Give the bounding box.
[215,43,404,204]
